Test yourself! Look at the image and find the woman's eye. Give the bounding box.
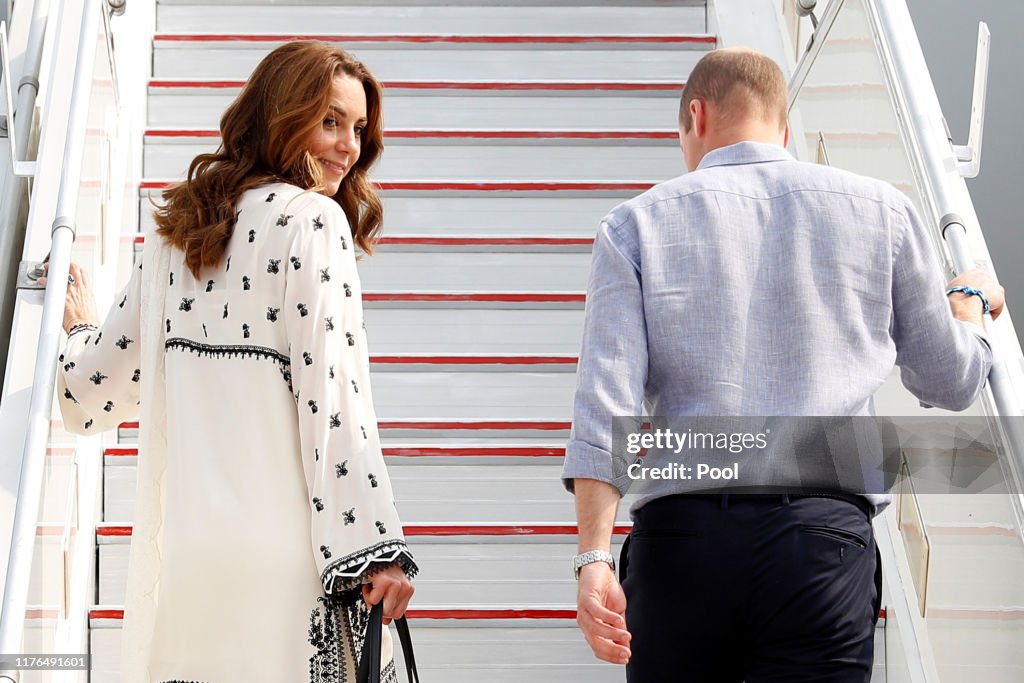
[355,126,365,137]
[323,117,337,128]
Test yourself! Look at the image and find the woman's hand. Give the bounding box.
[362,564,414,625]
[36,262,100,333]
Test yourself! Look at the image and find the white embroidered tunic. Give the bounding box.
[58,183,415,682]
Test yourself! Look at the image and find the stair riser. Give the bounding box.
[153,44,710,81]
[156,5,707,35]
[149,90,682,131]
[143,137,684,183]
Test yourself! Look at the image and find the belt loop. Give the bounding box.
[721,493,730,509]
[782,493,791,506]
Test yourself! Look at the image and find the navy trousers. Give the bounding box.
[621,495,882,682]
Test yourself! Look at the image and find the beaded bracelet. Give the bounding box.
[67,323,98,337]
[946,285,991,315]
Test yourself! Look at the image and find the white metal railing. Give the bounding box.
[0,0,113,677]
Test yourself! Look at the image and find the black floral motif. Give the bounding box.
[291,256,302,270]
[313,215,324,230]
[248,229,256,243]
[63,361,75,372]
[103,401,114,412]
[242,324,250,339]
[63,388,78,404]
[345,333,355,346]
[336,461,348,477]
[329,413,341,429]
[276,213,293,227]
[313,497,324,512]
[94,332,103,345]
[351,380,359,394]
[360,426,367,440]
[90,371,108,385]
[343,283,352,297]
[375,521,387,535]
[115,335,134,350]
[206,280,215,292]
[223,303,229,319]
[266,192,276,202]
[226,256,231,272]
[320,545,332,559]
[85,419,93,429]
[267,259,281,274]
[329,365,335,379]
[340,235,348,250]
[368,473,378,488]
[325,317,335,332]
[132,369,141,383]
[242,276,251,290]
[267,307,280,322]
[320,268,330,283]
[314,447,319,461]
[303,352,313,366]
[119,295,127,309]
[166,319,171,333]
[179,298,194,312]
[297,303,309,317]
[308,399,318,414]
[169,272,174,286]
[343,508,355,525]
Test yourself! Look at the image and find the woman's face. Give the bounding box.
[307,74,367,196]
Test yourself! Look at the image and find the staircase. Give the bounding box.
[91,1,711,680]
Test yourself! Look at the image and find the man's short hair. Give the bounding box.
[679,48,788,133]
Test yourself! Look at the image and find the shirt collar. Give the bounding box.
[695,140,794,171]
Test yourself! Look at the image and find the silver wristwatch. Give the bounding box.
[573,550,616,579]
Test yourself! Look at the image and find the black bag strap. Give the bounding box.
[357,602,419,683]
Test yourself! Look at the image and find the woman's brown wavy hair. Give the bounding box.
[153,41,384,279]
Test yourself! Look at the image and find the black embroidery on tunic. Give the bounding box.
[243,276,251,290]
[277,213,293,227]
[64,388,78,404]
[329,413,341,429]
[84,419,93,429]
[307,593,350,683]
[268,259,281,274]
[103,401,114,412]
[223,303,229,319]
[115,335,134,350]
[267,307,280,322]
[360,426,367,440]
[351,380,359,394]
[291,256,303,270]
[166,319,171,333]
[375,521,386,535]
[202,324,208,338]
[165,338,291,368]
[266,192,276,202]
[90,371,108,385]
[340,235,348,250]
[320,540,419,594]
[119,295,127,308]
[206,280,215,292]
[248,229,256,243]
[169,272,174,286]
[345,333,355,346]
[179,298,194,312]
[325,317,335,332]
[63,362,75,372]
[309,399,319,414]
[242,324,250,339]
[226,256,231,272]
[329,365,335,379]
[368,474,378,488]
[132,369,141,383]
[343,284,352,297]
[320,545,332,559]
[336,461,348,477]
[94,331,103,345]
[298,303,309,317]
[343,508,355,525]
[304,352,314,366]
[313,497,324,512]
[313,215,324,230]
[320,268,330,283]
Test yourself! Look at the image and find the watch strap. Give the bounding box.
[573,549,616,579]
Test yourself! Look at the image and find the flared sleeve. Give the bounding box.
[283,195,418,594]
[58,260,143,434]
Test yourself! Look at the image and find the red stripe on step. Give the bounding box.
[150,80,685,92]
[98,524,633,538]
[363,293,585,303]
[105,448,137,456]
[377,420,571,430]
[383,447,564,457]
[154,34,716,45]
[371,355,576,365]
[98,526,133,537]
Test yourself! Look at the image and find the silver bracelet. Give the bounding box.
[573,550,616,580]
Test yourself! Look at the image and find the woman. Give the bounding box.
[47,41,416,682]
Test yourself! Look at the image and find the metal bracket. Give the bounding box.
[107,0,126,17]
[17,258,46,289]
[0,21,37,177]
[953,23,990,178]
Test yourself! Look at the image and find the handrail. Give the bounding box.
[0,0,49,406]
[0,0,104,675]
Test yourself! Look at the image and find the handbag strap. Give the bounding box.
[357,602,419,683]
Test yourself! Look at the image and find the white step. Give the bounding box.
[151,34,715,81]
[925,528,1024,610]
[142,130,684,182]
[927,614,1024,683]
[87,607,887,683]
[156,3,707,36]
[97,526,630,604]
[148,80,684,130]
[139,181,650,235]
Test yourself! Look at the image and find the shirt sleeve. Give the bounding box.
[890,203,993,410]
[283,198,417,593]
[562,218,649,495]
[58,259,143,434]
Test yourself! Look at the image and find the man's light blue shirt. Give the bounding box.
[562,141,992,512]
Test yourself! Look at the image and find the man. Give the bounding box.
[562,47,1002,682]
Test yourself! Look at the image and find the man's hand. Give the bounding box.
[362,564,414,625]
[577,561,631,664]
[947,268,1005,322]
